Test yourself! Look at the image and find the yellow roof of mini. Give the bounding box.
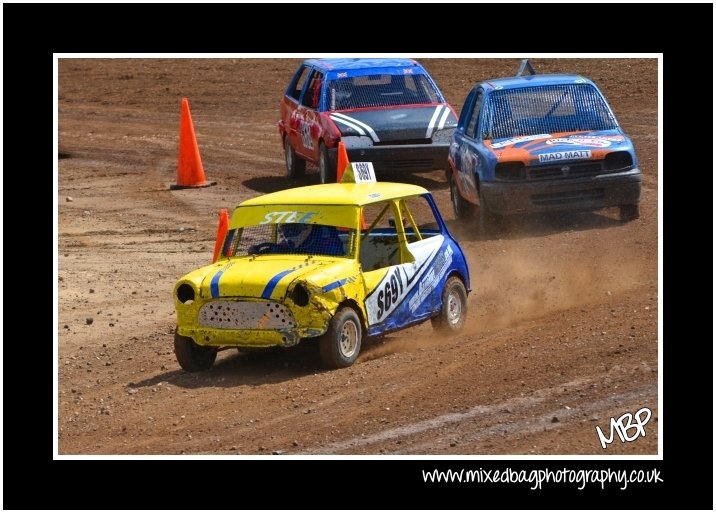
[239,182,429,208]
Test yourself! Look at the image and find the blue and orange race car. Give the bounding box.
[279,58,457,183]
[448,62,642,231]
[173,170,470,371]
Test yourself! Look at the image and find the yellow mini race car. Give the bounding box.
[173,180,470,371]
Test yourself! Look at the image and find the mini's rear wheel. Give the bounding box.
[319,307,362,368]
[174,331,217,372]
[431,276,468,333]
[285,137,305,179]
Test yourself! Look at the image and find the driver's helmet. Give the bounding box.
[280,223,312,248]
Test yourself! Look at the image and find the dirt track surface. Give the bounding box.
[57,58,658,455]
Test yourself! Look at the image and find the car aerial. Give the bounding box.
[447,60,642,231]
[278,58,458,183]
[172,179,470,371]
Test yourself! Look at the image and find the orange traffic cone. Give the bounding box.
[336,141,349,183]
[170,98,217,190]
[212,208,230,263]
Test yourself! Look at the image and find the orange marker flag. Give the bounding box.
[212,208,230,263]
[336,141,349,183]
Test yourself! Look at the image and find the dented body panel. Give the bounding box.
[175,256,365,347]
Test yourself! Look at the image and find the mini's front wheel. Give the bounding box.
[319,308,362,368]
[174,331,217,372]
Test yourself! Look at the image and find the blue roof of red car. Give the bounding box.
[482,73,595,91]
[304,58,420,72]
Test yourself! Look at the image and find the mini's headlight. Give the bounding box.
[176,284,195,304]
[290,283,310,307]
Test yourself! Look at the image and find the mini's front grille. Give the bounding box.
[198,300,296,329]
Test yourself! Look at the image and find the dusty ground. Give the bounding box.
[57,57,658,456]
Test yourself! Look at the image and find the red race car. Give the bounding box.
[278,58,457,183]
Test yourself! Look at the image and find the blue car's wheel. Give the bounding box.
[619,204,640,221]
[449,172,474,219]
[477,188,505,236]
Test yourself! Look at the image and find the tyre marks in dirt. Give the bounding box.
[300,379,657,455]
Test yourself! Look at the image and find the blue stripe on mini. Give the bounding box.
[322,278,347,293]
[261,269,296,299]
[210,270,225,298]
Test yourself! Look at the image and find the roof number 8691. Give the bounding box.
[353,162,376,183]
